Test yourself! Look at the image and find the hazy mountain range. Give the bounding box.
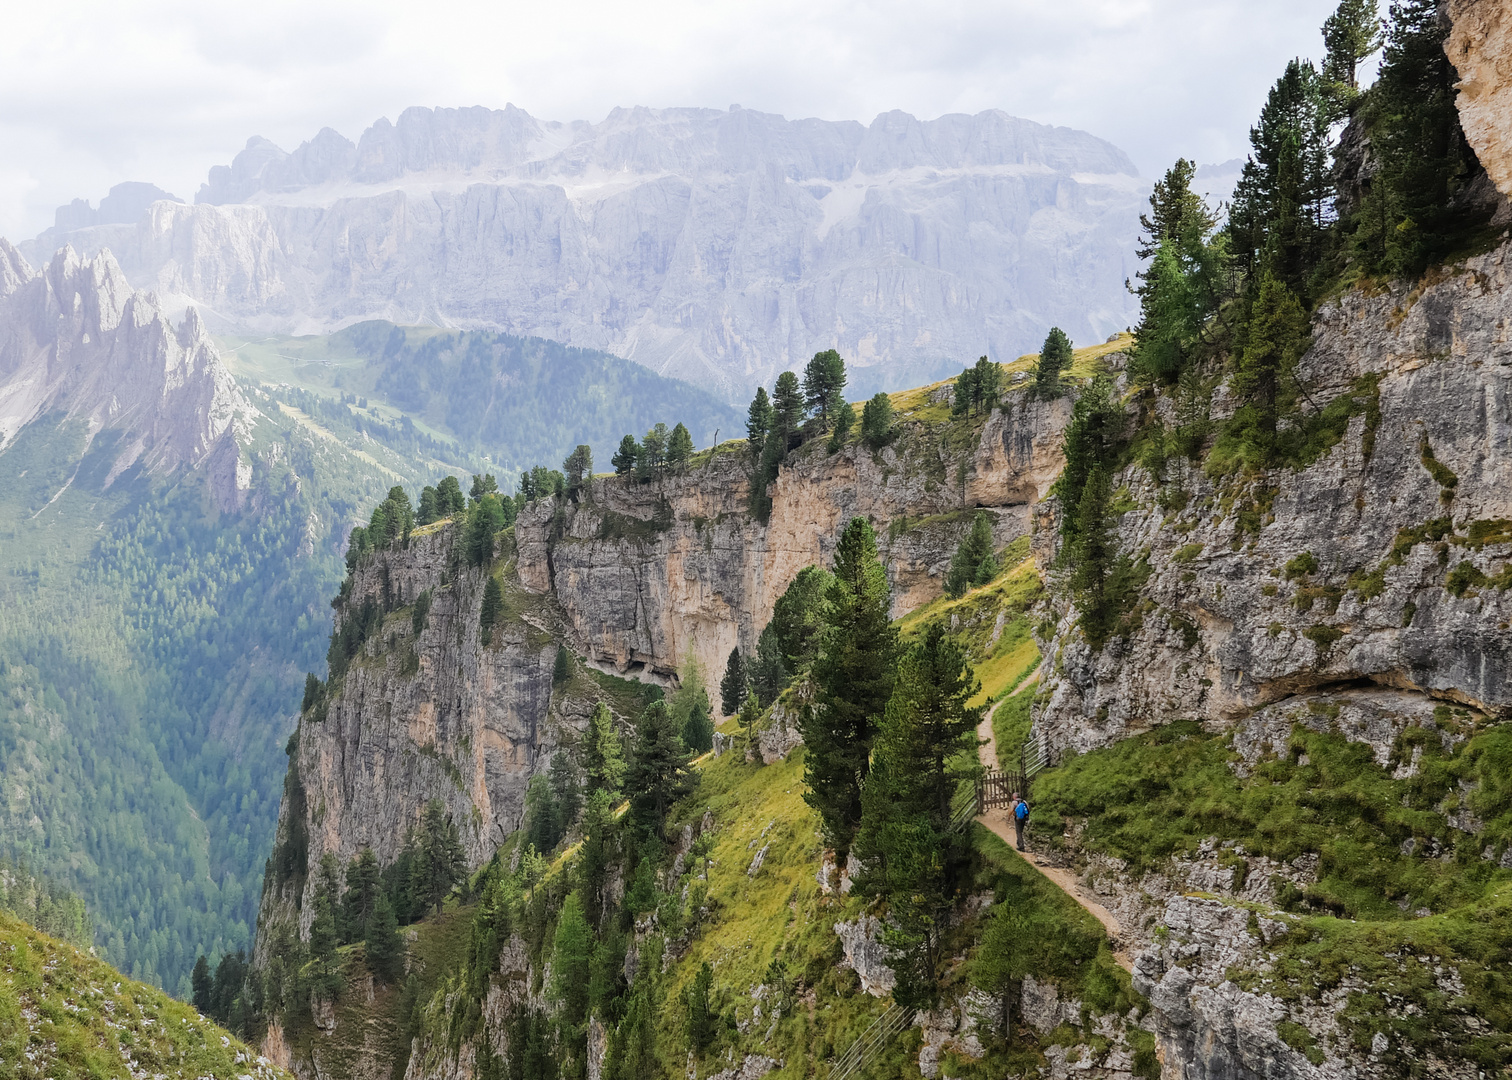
[19,104,1149,399]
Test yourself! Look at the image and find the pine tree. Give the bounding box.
[579,789,617,930]
[469,473,499,502]
[550,892,592,1036]
[1228,60,1333,298]
[860,393,895,448]
[667,423,694,471]
[363,894,405,982]
[480,575,504,646]
[746,387,773,459]
[770,565,834,671]
[436,475,466,515]
[588,923,627,1014]
[612,982,659,1080]
[563,445,594,499]
[802,349,848,427]
[612,435,640,476]
[464,494,507,566]
[341,846,381,942]
[524,774,560,854]
[584,703,626,797]
[827,399,855,453]
[772,372,805,449]
[1349,0,1488,277]
[1136,159,1214,259]
[973,355,1002,409]
[625,700,694,840]
[1069,463,1117,647]
[1053,375,1124,546]
[684,961,716,1054]
[1322,0,1382,105]
[970,900,1030,1034]
[191,954,213,1014]
[719,649,748,717]
[1131,160,1224,385]
[1229,273,1310,462]
[951,365,978,418]
[944,513,998,599]
[750,623,789,707]
[801,517,897,863]
[418,798,465,916]
[739,690,762,763]
[640,423,669,480]
[853,624,981,1007]
[417,485,440,526]
[308,889,341,996]
[1034,328,1074,399]
[682,695,714,754]
[549,751,581,839]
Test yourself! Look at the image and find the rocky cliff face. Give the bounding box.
[1036,240,1512,755]
[518,386,1071,702]
[258,525,574,941]
[1022,240,1512,1080]
[21,105,1144,397]
[1449,0,1512,200]
[261,377,1072,943]
[0,240,255,501]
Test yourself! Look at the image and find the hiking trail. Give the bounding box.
[976,681,1134,972]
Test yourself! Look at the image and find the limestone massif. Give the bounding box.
[19,105,1145,398]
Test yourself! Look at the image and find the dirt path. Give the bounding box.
[976,686,1133,972]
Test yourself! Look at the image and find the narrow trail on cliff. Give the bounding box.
[975,685,1134,972]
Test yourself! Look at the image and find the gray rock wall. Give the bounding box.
[1036,241,1512,755]
[20,105,1143,397]
[516,386,1071,704]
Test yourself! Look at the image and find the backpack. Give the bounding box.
[1014,800,1029,822]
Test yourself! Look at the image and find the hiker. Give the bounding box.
[1010,792,1029,851]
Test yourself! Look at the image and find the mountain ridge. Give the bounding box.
[17,104,1144,399]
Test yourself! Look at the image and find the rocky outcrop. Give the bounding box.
[1132,897,1319,1080]
[257,523,583,943]
[834,914,896,997]
[24,105,1144,397]
[1036,240,1512,754]
[1448,0,1512,199]
[517,386,1071,707]
[0,242,255,501]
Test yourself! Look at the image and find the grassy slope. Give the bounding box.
[633,543,1152,1080]
[280,905,475,1080]
[887,333,1133,425]
[1026,715,1512,1069]
[0,911,289,1079]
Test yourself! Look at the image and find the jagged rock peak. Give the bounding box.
[0,243,256,488]
[0,238,31,298]
[194,103,1139,204]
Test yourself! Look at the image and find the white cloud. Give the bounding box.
[0,0,1338,239]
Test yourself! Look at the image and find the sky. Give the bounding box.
[0,0,1344,241]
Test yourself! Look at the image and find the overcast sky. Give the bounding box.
[0,0,1342,240]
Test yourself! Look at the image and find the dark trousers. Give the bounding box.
[1013,818,1025,851]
